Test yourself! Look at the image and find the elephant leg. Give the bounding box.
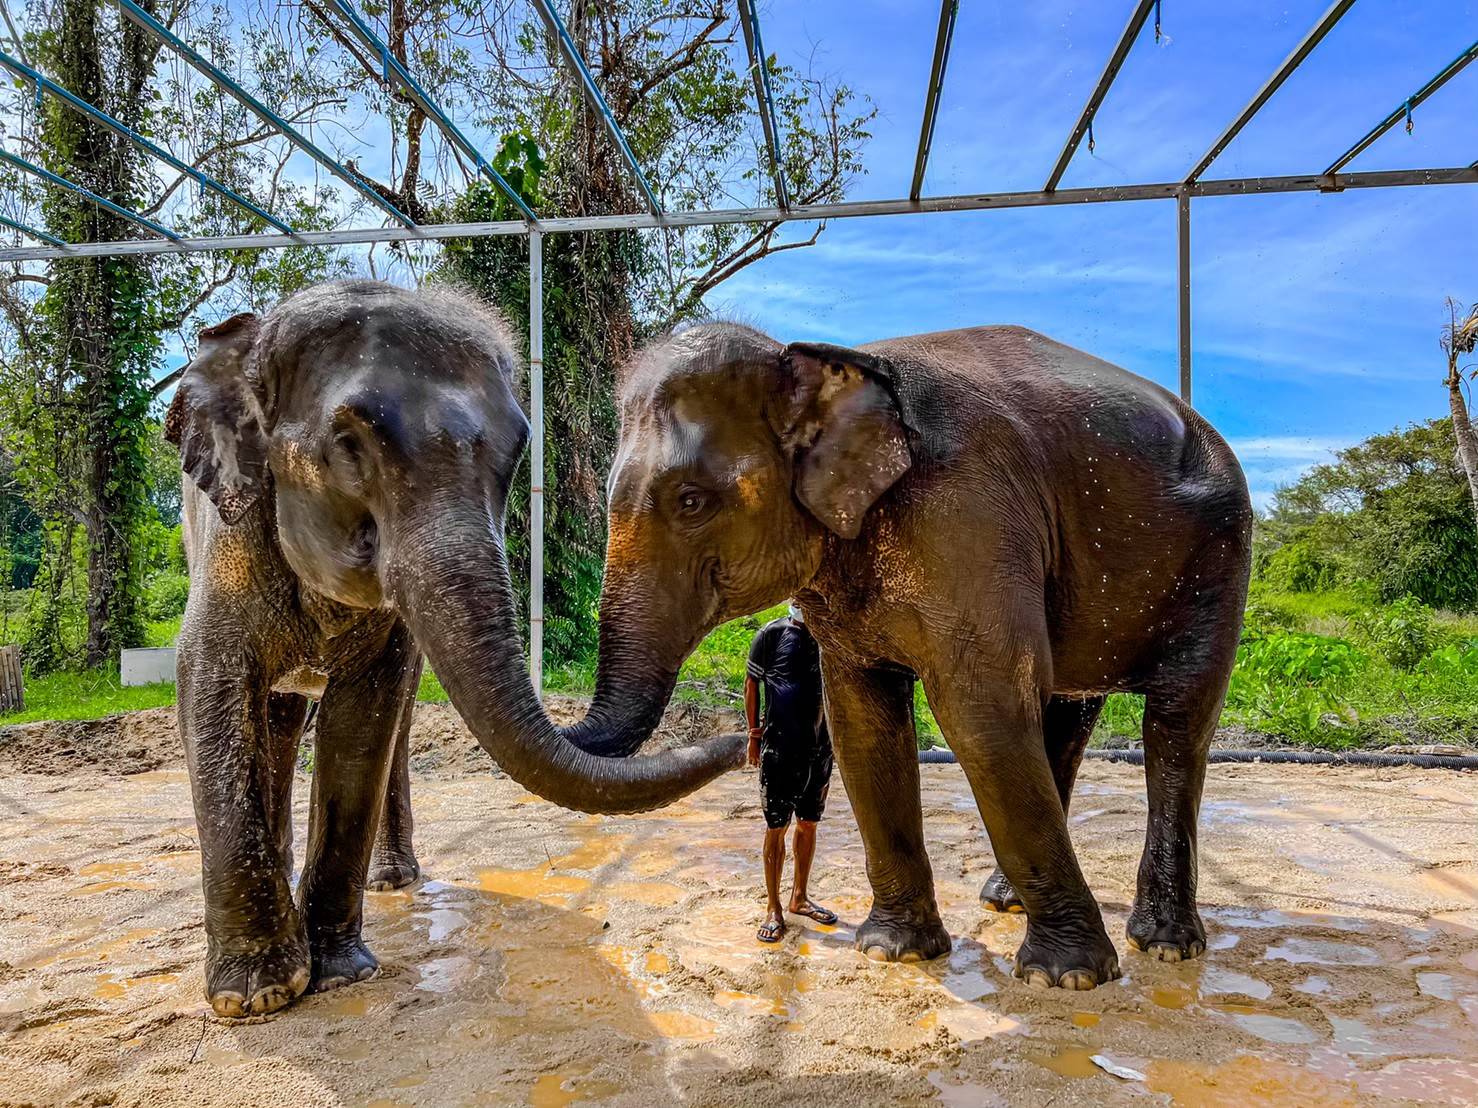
[934,669,1119,990]
[298,623,418,992]
[1126,681,1222,962]
[266,691,309,878]
[826,662,950,963]
[982,694,1105,912]
[179,654,309,1018]
[368,655,423,891]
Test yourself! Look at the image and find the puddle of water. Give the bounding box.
[1264,937,1380,966]
[1028,1045,1101,1079]
[714,989,788,1018]
[78,860,146,878]
[645,952,670,975]
[528,1072,622,1107]
[1295,974,1332,995]
[1146,1055,1356,1104]
[92,971,179,1001]
[68,879,156,897]
[1201,967,1273,1001]
[1228,1012,1319,1045]
[416,955,479,995]
[1417,971,1458,1001]
[18,927,159,971]
[927,1070,1009,1108]
[1152,986,1195,1010]
[1359,1057,1478,1104]
[648,1010,716,1042]
[1071,1012,1100,1029]
[550,831,631,872]
[478,868,590,906]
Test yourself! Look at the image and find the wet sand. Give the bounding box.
[1,735,1476,1105]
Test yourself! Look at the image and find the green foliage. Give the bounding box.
[1259,419,1478,610]
[1350,596,1438,671]
[142,570,190,623]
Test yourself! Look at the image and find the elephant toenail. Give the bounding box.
[1062,970,1096,991]
[211,992,246,1018]
[1024,968,1052,989]
[899,950,924,964]
[1153,945,1182,963]
[864,945,890,962]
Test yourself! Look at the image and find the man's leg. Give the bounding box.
[761,822,789,941]
[788,750,836,923]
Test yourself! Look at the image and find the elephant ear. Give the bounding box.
[164,313,266,525]
[779,342,913,540]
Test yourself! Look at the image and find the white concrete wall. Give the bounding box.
[120,648,177,687]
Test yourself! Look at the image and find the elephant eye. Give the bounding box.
[675,486,712,519]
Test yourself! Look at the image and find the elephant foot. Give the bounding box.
[310,933,380,993]
[1126,899,1206,963]
[206,933,311,1019]
[366,851,421,892]
[855,907,951,964]
[1013,918,1121,991]
[980,868,1025,914]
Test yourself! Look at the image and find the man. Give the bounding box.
[746,602,838,943]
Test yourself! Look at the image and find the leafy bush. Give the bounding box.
[1260,536,1339,594]
[1350,596,1438,670]
[1235,631,1362,685]
[142,570,190,622]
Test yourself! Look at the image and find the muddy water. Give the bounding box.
[0,756,1475,1106]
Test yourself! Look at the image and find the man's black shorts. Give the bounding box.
[760,737,833,829]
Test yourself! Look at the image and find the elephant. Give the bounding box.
[553,320,1252,990]
[167,280,743,1018]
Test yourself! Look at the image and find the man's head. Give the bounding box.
[788,600,804,624]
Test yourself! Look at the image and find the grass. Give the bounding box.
[6,588,1475,754]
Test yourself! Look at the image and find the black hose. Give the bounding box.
[917,747,1478,771]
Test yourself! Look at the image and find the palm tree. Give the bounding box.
[1442,298,1478,535]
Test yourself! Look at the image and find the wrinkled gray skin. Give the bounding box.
[169,280,742,1018]
[578,322,1252,990]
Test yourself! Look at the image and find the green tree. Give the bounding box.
[1262,419,1478,609]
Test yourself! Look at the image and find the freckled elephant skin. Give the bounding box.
[168,280,744,1019]
[587,322,1253,989]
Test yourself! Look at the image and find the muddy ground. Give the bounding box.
[1,705,1476,1106]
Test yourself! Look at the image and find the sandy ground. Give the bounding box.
[1,708,1477,1106]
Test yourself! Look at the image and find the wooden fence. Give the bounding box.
[0,644,22,713]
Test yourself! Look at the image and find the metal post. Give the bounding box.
[1177,189,1192,404]
[528,230,545,696]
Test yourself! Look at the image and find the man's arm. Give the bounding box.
[745,675,763,767]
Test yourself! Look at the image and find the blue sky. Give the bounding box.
[709,1,1478,507]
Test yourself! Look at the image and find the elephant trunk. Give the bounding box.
[389,513,743,815]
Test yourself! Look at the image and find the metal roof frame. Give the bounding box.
[1043,0,1157,192]
[737,0,789,211]
[1184,0,1356,184]
[115,0,418,230]
[0,147,181,240]
[530,0,661,215]
[0,48,294,233]
[910,0,958,203]
[1325,38,1478,176]
[324,0,537,223]
[0,211,65,247]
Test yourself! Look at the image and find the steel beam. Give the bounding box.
[0,148,180,240]
[116,0,417,229]
[1044,0,1157,192]
[910,0,958,202]
[736,0,789,210]
[0,212,67,247]
[2,166,1474,262]
[325,0,536,223]
[0,49,294,233]
[528,229,545,695]
[1177,189,1191,403]
[1185,0,1356,184]
[531,0,661,215]
[1326,39,1478,176]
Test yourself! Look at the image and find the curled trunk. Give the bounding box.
[391,518,742,815]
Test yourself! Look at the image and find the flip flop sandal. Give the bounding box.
[757,919,785,943]
[791,902,838,925]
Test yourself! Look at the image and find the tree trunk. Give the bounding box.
[1446,350,1478,536]
[38,0,159,668]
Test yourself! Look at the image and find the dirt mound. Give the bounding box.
[0,696,744,780]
